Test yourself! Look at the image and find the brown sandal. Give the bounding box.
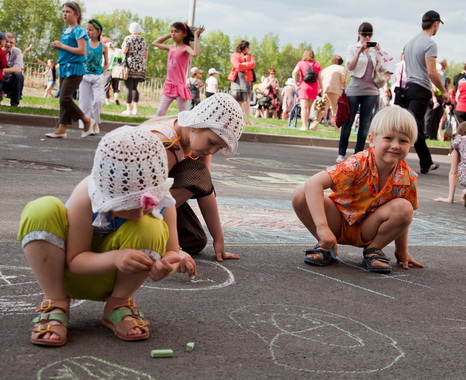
[30,298,69,346]
[102,297,150,341]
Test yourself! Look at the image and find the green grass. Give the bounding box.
[0,95,452,148]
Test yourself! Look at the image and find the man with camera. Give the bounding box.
[403,10,450,174]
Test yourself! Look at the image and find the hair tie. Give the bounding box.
[89,19,102,31]
[182,22,187,32]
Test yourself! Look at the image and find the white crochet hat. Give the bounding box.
[129,22,142,34]
[88,126,174,216]
[177,93,244,155]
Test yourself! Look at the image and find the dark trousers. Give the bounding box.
[104,75,120,96]
[169,159,214,255]
[404,82,433,170]
[455,110,466,124]
[424,98,444,140]
[2,72,24,106]
[123,78,141,103]
[59,76,84,125]
[338,94,378,156]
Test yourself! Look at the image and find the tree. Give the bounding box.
[315,43,335,69]
[191,30,231,88]
[90,10,173,78]
[0,0,63,61]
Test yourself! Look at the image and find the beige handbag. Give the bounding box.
[372,57,386,88]
[112,61,129,80]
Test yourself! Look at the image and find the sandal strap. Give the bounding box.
[107,308,145,326]
[32,299,69,326]
[104,297,146,325]
[32,312,68,326]
[304,245,331,260]
[363,248,390,264]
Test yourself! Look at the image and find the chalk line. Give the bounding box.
[298,266,395,299]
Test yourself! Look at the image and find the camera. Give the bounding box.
[366,42,377,47]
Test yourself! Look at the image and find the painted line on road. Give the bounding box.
[298,266,395,299]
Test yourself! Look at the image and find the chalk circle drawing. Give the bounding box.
[0,265,84,315]
[37,356,153,380]
[230,304,404,374]
[142,259,235,291]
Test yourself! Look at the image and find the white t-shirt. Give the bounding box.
[206,75,218,93]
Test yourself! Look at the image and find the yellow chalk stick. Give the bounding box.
[151,349,174,358]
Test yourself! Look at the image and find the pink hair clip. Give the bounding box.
[140,192,160,210]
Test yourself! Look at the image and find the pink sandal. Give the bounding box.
[30,299,69,346]
[102,297,150,341]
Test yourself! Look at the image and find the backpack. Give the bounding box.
[335,90,350,128]
[303,62,317,83]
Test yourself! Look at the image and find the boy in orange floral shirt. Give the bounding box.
[292,106,424,273]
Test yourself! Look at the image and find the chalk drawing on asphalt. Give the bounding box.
[298,266,396,299]
[0,265,85,315]
[230,304,405,374]
[191,197,466,246]
[142,259,234,291]
[36,356,153,380]
[213,170,311,193]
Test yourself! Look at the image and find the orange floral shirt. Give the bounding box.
[325,148,418,225]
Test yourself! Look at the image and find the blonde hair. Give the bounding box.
[456,121,466,136]
[302,49,315,61]
[369,106,417,143]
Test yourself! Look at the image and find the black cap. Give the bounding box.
[422,10,444,24]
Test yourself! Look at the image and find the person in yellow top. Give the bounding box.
[292,106,424,273]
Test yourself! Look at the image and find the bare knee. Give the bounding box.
[386,198,413,225]
[291,185,306,211]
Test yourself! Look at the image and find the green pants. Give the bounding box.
[18,196,169,301]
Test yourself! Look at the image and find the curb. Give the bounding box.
[1,111,450,155]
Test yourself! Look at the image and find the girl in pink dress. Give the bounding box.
[153,22,205,116]
[292,49,322,130]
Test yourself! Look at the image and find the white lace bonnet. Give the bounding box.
[177,93,244,155]
[88,126,174,219]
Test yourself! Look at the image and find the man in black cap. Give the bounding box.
[403,11,450,173]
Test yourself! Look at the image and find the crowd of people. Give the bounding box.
[2,3,466,348]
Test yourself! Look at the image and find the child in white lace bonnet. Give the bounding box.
[18,126,196,347]
[139,93,244,261]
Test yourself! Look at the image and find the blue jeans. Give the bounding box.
[338,95,378,156]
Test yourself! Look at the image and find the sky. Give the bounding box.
[82,0,466,69]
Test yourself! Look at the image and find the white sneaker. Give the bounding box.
[121,110,131,116]
[336,155,345,163]
[300,126,307,131]
[105,99,110,105]
[131,109,138,115]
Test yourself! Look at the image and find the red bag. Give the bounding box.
[335,90,350,128]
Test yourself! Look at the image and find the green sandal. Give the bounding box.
[30,299,69,346]
[102,297,150,341]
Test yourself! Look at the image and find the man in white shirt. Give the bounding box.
[205,68,219,98]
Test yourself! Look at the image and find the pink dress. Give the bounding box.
[297,60,321,100]
[162,45,192,100]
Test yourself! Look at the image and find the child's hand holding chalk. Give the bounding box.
[177,250,197,278]
[148,256,180,281]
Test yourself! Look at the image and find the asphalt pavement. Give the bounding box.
[1,119,465,380]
